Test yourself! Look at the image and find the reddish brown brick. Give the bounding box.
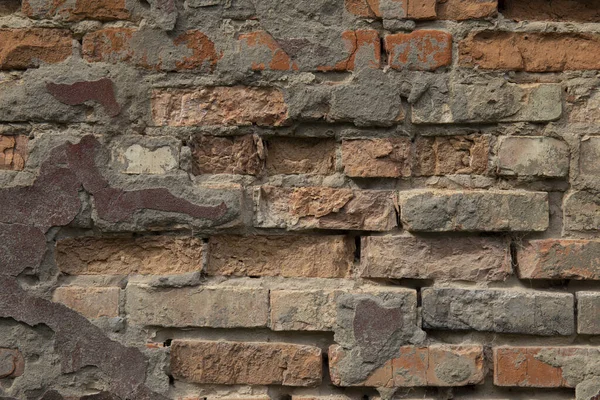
[190,135,264,175]
[0,28,72,70]
[207,235,354,278]
[22,0,130,21]
[318,30,381,71]
[171,340,322,386]
[0,348,24,378]
[330,344,484,387]
[0,135,28,171]
[53,286,120,318]
[502,0,600,22]
[437,0,497,20]
[460,31,600,71]
[493,347,595,387]
[408,0,436,19]
[385,30,452,71]
[518,239,600,280]
[82,28,218,71]
[152,86,288,127]
[265,138,336,175]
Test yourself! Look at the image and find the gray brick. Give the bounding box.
[497,136,570,178]
[577,292,600,335]
[422,288,575,336]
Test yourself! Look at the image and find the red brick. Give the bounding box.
[238,31,297,71]
[82,28,219,71]
[437,0,497,20]
[493,347,589,387]
[53,286,120,318]
[518,239,600,280]
[329,344,484,387]
[502,0,600,23]
[0,348,24,379]
[170,340,322,386]
[318,30,381,71]
[152,86,288,127]
[0,28,72,70]
[22,0,130,21]
[0,135,28,171]
[207,235,354,278]
[460,31,600,71]
[385,31,452,71]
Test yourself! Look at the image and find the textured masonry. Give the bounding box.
[2,1,600,399]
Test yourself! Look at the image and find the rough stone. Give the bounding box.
[0,135,28,171]
[56,236,203,275]
[399,190,549,232]
[576,378,600,400]
[265,137,336,175]
[207,235,354,278]
[0,348,24,379]
[576,292,600,335]
[360,235,511,281]
[126,285,269,328]
[270,290,340,331]
[47,78,121,117]
[344,0,408,19]
[152,87,288,127]
[422,288,575,335]
[412,81,563,124]
[329,344,485,387]
[579,137,600,176]
[170,340,322,386]
[52,286,120,318]
[22,0,130,21]
[518,239,600,280]
[497,137,570,178]
[254,186,398,231]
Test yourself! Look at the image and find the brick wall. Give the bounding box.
[1,0,600,399]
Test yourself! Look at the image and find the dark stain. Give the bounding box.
[353,299,403,362]
[47,78,122,117]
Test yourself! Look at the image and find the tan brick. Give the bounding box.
[207,235,354,278]
[342,136,488,178]
[23,0,130,21]
[0,135,28,171]
[0,28,72,70]
[170,340,322,386]
[436,0,497,20]
[126,285,269,328]
[265,138,336,175]
[254,186,397,231]
[270,290,340,331]
[329,344,484,387]
[493,347,594,387]
[361,235,511,281]
[385,31,452,71]
[191,135,264,175]
[56,236,203,276]
[53,286,120,318]
[461,31,600,71]
[519,239,600,280]
[152,87,288,127]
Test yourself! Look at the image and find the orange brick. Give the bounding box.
[238,31,297,71]
[437,0,497,20]
[407,0,436,19]
[0,28,72,70]
[385,30,452,71]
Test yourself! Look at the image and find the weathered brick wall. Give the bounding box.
[1,0,600,399]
